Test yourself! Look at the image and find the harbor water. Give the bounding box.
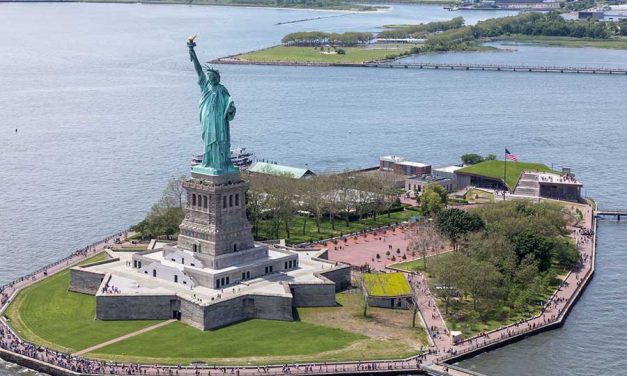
[1,3,626,375]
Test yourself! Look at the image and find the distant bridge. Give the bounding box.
[213,58,627,75]
[357,62,627,75]
[595,209,627,220]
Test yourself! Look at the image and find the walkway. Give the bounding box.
[0,203,597,376]
[72,319,176,356]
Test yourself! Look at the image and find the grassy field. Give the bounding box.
[457,160,556,189]
[89,290,423,364]
[89,319,364,364]
[393,252,453,274]
[6,258,424,364]
[255,207,420,244]
[362,272,411,296]
[236,45,413,64]
[494,35,627,50]
[4,253,161,353]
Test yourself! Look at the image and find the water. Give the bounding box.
[0,3,626,375]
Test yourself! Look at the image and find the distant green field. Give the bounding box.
[494,35,627,50]
[236,45,412,64]
[457,160,556,189]
[362,272,411,297]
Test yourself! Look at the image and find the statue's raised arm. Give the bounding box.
[187,35,206,85]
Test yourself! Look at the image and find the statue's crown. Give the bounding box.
[204,65,221,82]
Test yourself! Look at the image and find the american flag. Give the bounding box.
[505,149,519,162]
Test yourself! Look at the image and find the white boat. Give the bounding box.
[191,148,256,169]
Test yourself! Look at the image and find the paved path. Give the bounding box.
[0,203,597,376]
[73,319,176,356]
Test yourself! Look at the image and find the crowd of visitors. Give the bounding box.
[0,206,596,376]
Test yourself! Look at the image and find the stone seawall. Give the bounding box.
[96,294,176,320]
[0,348,80,376]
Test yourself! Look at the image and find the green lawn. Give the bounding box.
[236,45,413,64]
[363,272,411,297]
[89,319,365,365]
[457,160,556,189]
[4,253,161,353]
[393,252,454,273]
[255,207,420,244]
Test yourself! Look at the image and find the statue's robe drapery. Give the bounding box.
[198,73,236,172]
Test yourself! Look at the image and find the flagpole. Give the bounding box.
[504,148,507,191]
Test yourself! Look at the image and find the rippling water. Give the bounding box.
[1,3,626,375]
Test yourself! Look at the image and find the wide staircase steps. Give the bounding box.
[514,172,540,197]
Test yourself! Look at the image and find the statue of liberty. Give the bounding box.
[188,35,238,176]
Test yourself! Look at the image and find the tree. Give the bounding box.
[435,208,484,251]
[420,183,448,217]
[406,221,446,271]
[131,179,185,239]
[430,253,463,314]
[461,153,484,165]
[162,175,187,208]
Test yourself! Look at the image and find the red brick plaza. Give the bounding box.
[314,225,428,271]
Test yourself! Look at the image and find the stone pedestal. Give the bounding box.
[177,171,258,269]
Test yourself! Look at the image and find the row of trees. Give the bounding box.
[421,12,621,52]
[378,17,465,39]
[427,201,581,316]
[281,31,374,46]
[472,12,612,39]
[245,172,401,240]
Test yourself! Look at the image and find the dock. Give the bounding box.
[595,209,627,220]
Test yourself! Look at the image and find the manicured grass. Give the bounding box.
[362,272,411,297]
[393,252,453,273]
[255,207,419,244]
[4,254,161,353]
[236,45,413,64]
[457,160,556,189]
[494,35,627,50]
[90,319,364,364]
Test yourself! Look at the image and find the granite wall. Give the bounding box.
[96,294,177,320]
[290,283,336,307]
[319,264,352,291]
[68,268,105,295]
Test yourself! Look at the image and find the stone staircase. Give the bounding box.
[514,172,540,197]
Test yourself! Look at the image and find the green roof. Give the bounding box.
[362,272,411,297]
[249,162,314,179]
[456,160,556,190]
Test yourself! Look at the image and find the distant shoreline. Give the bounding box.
[0,0,389,12]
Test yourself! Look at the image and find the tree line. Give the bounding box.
[245,172,401,240]
[281,31,374,46]
[378,17,465,39]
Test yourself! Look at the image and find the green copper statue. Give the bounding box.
[188,35,238,176]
